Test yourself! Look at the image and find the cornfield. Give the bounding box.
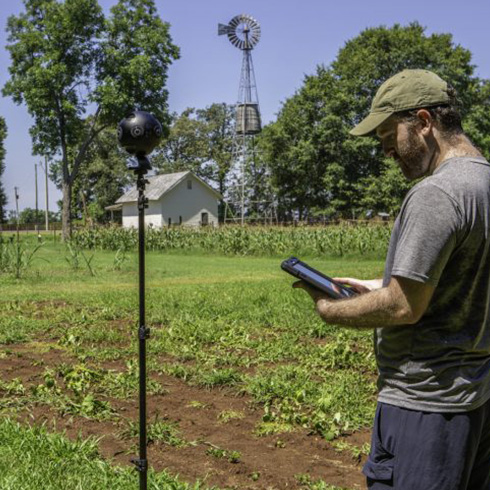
[72,224,392,258]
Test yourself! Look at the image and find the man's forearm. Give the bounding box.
[315,286,414,329]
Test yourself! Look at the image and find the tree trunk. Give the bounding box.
[61,179,72,241]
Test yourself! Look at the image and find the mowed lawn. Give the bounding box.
[0,237,384,489]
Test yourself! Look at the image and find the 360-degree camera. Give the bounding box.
[116,110,163,488]
[117,110,162,173]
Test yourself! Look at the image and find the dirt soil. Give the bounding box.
[0,344,370,490]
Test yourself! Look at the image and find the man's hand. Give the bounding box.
[292,280,329,303]
[332,277,383,294]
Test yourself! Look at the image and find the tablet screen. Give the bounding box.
[293,263,344,296]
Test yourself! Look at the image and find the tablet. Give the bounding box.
[281,257,357,300]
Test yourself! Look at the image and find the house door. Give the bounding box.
[201,212,209,226]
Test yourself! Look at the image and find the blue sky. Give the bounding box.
[1,0,489,213]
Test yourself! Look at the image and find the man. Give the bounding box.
[294,70,490,489]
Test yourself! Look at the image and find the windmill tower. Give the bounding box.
[219,14,270,225]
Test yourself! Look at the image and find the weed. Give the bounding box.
[29,366,115,420]
[218,410,245,423]
[249,471,260,481]
[332,440,370,461]
[0,378,25,395]
[295,473,349,489]
[253,421,296,437]
[65,241,96,276]
[0,237,45,278]
[119,416,187,447]
[206,445,241,464]
[112,247,129,271]
[186,400,210,409]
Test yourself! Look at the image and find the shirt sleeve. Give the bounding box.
[391,183,462,286]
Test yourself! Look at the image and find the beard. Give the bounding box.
[396,127,430,180]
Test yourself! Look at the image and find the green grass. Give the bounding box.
[0,418,213,490]
[0,235,380,488]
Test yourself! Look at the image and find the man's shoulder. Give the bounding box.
[405,175,457,206]
[419,157,490,201]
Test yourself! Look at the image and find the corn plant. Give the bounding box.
[65,241,96,276]
[72,223,392,258]
[0,237,45,278]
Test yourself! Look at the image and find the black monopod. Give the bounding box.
[117,111,162,490]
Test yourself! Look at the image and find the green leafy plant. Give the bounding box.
[112,247,129,271]
[218,410,245,423]
[119,416,187,447]
[206,445,241,464]
[65,242,96,276]
[0,238,45,278]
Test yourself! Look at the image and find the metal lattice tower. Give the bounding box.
[218,14,275,225]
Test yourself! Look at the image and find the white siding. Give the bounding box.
[122,201,163,228]
[160,175,219,227]
[121,174,218,228]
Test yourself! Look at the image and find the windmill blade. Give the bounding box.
[218,23,232,36]
[228,33,244,50]
[228,15,242,29]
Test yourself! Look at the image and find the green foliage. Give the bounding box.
[29,365,115,420]
[295,473,350,490]
[259,22,490,219]
[218,410,245,423]
[0,242,382,486]
[112,247,129,270]
[3,0,179,239]
[0,237,44,278]
[119,417,187,447]
[154,103,234,212]
[331,440,371,462]
[245,364,375,439]
[50,129,131,224]
[0,418,214,489]
[64,241,96,276]
[71,223,392,258]
[206,446,241,464]
[15,208,60,225]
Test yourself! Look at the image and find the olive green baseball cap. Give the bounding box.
[350,69,451,136]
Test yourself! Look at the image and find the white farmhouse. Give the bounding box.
[114,171,221,228]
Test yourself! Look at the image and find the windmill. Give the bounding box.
[219,14,274,224]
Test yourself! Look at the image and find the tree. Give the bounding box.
[155,103,235,205]
[15,207,60,225]
[50,128,131,224]
[259,23,490,219]
[155,108,208,176]
[0,118,7,223]
[3,0,179,239]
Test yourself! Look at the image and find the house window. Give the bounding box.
[201,212,209,226]
[187,180,192,190]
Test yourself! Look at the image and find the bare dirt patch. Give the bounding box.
[1,342,369,489]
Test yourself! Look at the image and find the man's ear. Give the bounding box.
[415,109,434,136]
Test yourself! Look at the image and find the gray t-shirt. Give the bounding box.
[378,156,490,412]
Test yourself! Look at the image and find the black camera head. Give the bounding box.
[117,111,162,173]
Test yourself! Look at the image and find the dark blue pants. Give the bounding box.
[363,399,490,490]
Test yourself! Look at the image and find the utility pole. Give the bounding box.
[40,157,49,231]
[35,163,39,234]
[14,187,20,244]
